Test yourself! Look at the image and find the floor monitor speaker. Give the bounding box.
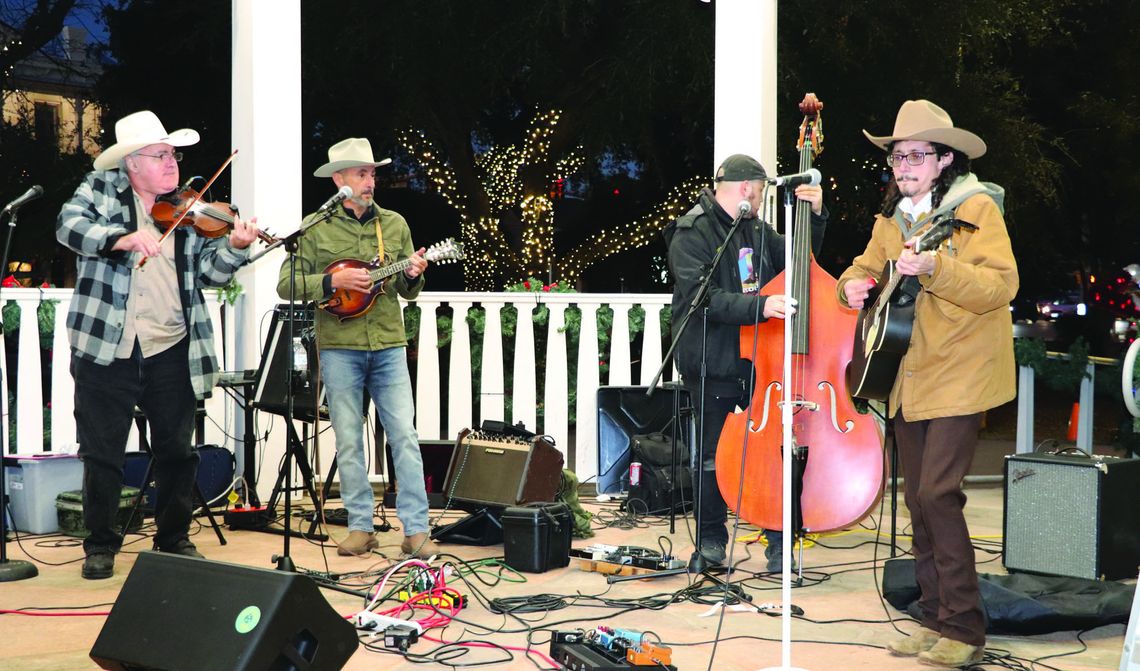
[90,552,358,670]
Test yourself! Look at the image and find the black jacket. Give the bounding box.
[663,188,827,397]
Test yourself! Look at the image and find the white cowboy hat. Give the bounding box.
[93,110,200,170]
[863,99,987,159]
[313,138,392,177]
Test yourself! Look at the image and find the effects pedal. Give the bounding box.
[224,506,272,529]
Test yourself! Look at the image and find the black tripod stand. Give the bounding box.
[0,200,37,582]
[121,408,227,546]
[244,206,345,571]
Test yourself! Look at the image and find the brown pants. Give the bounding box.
[893,412,986,646]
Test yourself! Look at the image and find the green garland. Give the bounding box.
[1013,336,1091,391]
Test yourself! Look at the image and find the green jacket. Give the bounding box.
[276,202,424,350]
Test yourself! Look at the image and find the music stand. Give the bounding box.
[238,304,329,545]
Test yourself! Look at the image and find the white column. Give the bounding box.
[575,302,601,478]
[481,302,505,422]
[50,293,76,449]
[512,302,537,432]
[415,301,441,439]
[231,0,302,500]
[14,295,43,452]
[543,302,569,460]
[639,303,664,386]
[714,0,777,175]
[446,301,473,439]
[608,305,631,386]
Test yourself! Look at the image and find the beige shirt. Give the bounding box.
[114,194,187,359]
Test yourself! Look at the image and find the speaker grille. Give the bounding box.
[444,433,563,507]
[1004,458,1100,579]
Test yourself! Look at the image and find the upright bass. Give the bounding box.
[714,93,885,534]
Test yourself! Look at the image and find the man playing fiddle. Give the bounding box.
[57,110,260,579]
[837,100,1017,667]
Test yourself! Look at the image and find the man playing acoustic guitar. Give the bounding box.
[837,101,1018,668]
[277,137,437,559]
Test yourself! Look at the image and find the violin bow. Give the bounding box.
[137,149,239,268]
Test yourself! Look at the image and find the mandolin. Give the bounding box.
[317,238,463,321]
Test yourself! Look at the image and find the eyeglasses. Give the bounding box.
[886,150,937,167]
[134,151,183,163]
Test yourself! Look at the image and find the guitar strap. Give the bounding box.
[374,217,385,263]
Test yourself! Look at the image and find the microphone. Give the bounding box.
[766,168,821,187]
[737,201,751,216]
[3,185,44,214]
[317,185,353,212]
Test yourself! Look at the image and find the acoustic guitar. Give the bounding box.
[317,238,463,321]
[846,217,976,400]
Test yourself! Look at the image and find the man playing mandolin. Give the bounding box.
[277,137,437,559]
[837,100,1018,668]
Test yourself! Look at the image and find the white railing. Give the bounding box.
[1,288,674,497]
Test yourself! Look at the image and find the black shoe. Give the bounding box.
[764,535,797,573]
[156,539,204,558]
[82,552,115,580]
[698,540,727,565]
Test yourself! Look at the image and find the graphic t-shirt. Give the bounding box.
[738,247,759,295]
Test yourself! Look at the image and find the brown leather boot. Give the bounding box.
[918,637,984,667]
[400,532,440,559]
[337,530,379,556]
[887,627,941,656]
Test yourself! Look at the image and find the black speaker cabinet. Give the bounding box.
[442,431,564,508]
[90,552,358,671]
[1003,452,1140,580]
[384,439,456,509]
[596,385,691,494]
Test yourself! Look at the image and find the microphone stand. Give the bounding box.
[647,203,751,579]
[759,188,809,671]
[270,207,337,573]
[0,205,38,582]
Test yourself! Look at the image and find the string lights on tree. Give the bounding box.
[397,110,706,290]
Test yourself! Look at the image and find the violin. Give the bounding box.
[152,186,277,246]
[137,150,272,268]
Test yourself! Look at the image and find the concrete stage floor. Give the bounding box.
[1,474,1132,671]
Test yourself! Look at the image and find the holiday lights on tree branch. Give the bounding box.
[556,176,707,282]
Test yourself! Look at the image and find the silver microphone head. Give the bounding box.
[738,200,751,215]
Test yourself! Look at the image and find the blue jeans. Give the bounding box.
[319,346,428,536]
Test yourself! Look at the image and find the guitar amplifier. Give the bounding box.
[1003,452,1140,580]
[442,430,564,508]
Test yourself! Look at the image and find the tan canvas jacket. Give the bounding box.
[837,175,1019,420]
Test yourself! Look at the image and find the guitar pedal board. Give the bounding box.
[549,630,676,671]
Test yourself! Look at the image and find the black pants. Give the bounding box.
[690,391,744,545]
[72,337,199,555]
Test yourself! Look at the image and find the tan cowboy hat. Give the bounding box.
[313,138,393,177]
[863,100,986,159]
[93,110,199,171]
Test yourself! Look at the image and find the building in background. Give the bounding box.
[1,24,102,156]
